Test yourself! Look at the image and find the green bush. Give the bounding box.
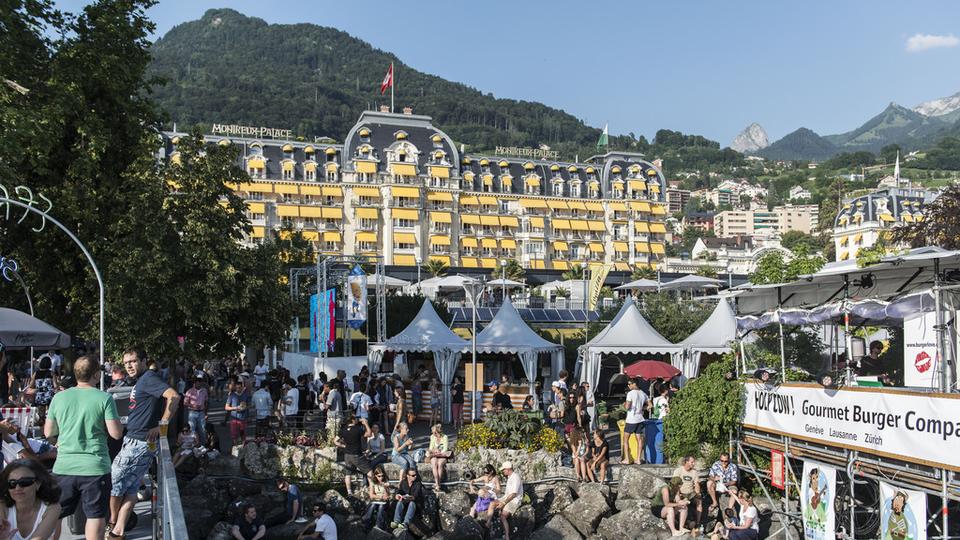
[455,410,561,452]
[663,355,744,461]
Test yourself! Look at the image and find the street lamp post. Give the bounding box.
[415,255,422,292]
[462,277,485,421]
[499,260,506,303]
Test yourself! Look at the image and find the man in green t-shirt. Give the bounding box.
[45,355,124,540]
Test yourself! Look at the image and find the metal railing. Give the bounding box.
[152,437,189,539]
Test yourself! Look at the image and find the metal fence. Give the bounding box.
[152,437,189,539]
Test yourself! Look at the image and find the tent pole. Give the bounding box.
[777,287,786,376]
[843,275,854,385]
[933,258,951,393]
[942,468,949,540]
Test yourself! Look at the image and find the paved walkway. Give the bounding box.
[60,500,153,540]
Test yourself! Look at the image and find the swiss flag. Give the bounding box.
[379,63,393,95]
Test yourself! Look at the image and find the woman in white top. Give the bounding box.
[722,491,759,540]
[0,459,61,540]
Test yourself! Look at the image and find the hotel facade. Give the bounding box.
[163,109,669,271]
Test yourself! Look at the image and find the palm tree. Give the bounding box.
[696,265,718,279]
[491,259,525,281]
[424,258,449,278]
[631,265,656,280]
[561,263,585,280]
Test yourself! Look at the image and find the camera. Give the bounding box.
[462,470,476,481]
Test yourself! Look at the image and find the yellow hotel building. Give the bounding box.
[163,108,668,271]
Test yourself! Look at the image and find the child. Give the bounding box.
[588,430,609,484]
[569,429,588,482]
[173,426,201,468]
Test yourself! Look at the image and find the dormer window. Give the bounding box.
[431,133,443,148]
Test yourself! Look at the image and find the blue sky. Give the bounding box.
[56,0,960,145]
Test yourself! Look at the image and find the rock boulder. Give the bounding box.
[452,516,485,540]
[617,466,665,500]
[596,499,670,539]
[531,514,584,540]
[562,483,611,536]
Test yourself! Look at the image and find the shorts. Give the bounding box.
[110,437,154,497]
[58,473,111,518]
[344,453,372,475]
[624,422,645,434]
[229,418,247,440]
[503,496,521,514]
[651,505,666,517]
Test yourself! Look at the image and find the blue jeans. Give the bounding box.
[364,502,387,528]
[391,453,415,472]
[393,500,416,526]
[187,410,206,444]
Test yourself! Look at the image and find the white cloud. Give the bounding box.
[906,33,959,52]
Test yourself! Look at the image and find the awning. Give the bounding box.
[635,222,650,233]
[461,257,479,268]
[390,163,417,176]
[632,201,651,212]
[586,202,604,212]
[392,208,419,220]
[651,205,666,215]
[277,205,300,217]
[478,196,498,206]
[501,239,517,249]
[427,191,453,202]
[553,241,569,250]
[356,208,379,219]
[482,174,494,186]
[568,201,587,210]
[552,260,570,270]
[430,255,451,265]
[480,216,499,226]
[500,216,519,227]
[393,232,417,244]
[853,233,863,243]
[394,254,416,265]
[635,242,650,253]
[839,236,849,246]
[614,242,629,252]
[879,213,894,222]
[300,185,322,196]
[301,231,319,241]
[651,243,665,254]
[649,223,667,234]
[323,208,342,219]
[589,243,604,253]
[274,184,299,195]
[902,213,915,222]
[571,220,589,231]
[525,177,541,186]
[251,226,265,238]
[460,196,480,206]
[356,232,377,242]
[588,221,605,232]
[239,182,273,193]
[324,231,342,242]
[480,258,497,268]
[321,186,343,197]
[628,180,646,191]
[461,215,481,225]
[355,161,377,174]
[462,238,478,248]
[501,175,513,186]
[354,186,381,197]
[428,166,450,178]
[429,211,451,223]
[649,185,661,193]
[246,202,265,213]
[553,219,571,230]
[430,235,451,245]
[530,259,546,269]
[481,238,498,248]
[609,202,628,211]
[530,217,545,228]
[300,206,323,218]
[547,200,568,210]
[392,187,420,198]
[519,198,547,209]
[615,262,631,271]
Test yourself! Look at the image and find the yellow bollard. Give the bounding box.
[617,419,641,463]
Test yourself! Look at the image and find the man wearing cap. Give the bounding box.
[490,381,513,412]
[488,461,523,540]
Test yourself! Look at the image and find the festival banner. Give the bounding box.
[309,293,319,353]
[770,449,786,490]
[879,482,926,540]
[800,461,836,540]
[346,265,368,329]
[903,312,939,389]
[743,382,960,471]
[322,288,336,352]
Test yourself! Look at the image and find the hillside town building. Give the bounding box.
[832,187,936,262]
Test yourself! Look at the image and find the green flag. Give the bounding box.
[596,123,609,152]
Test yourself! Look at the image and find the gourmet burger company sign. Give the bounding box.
[742,383,960,471]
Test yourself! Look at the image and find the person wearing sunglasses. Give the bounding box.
[706,453,739,514]
[361,467,391,531]
[298,501,336,540]
[0,459,61,540]
[390,469,423,531]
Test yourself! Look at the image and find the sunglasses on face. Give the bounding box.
[7,478,37,489]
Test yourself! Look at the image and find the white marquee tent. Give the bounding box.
[674,299,738,377]
[368,300,469,422]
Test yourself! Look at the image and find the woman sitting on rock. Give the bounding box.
[391,468,424,532]
[390,422,416,473]
[363,466,391,531]
[470,464,502,496]
[427,424,450,491]
[568,428,589,482]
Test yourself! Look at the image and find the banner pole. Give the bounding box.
[942,469,948,540]
[848,451,857,540]
[783,437,792,540]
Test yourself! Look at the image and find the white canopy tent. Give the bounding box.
[660,274,723,291]
[578,300,680,390]
[465,299,565,395]
[674,299,738,377]
[407,275,477,300]
[367,273,411,289]
[615,278,661,291]
[487,278,525,288]
[368,300,469,422]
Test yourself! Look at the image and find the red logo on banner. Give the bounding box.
[915,351,932,373]
[771,449,785,489]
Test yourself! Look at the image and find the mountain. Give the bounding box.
[147,9,617,156]
[824,103,949,153]
[730,123,769,153]
[756,128,838,161]
[914,91,960,117]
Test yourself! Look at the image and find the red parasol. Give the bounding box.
[623,360,681,380]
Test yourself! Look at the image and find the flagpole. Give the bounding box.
[391,62,394,113]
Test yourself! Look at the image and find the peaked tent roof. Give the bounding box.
[584,296,636,347]
[583,300,679,355]
[660,274,722,290]
[378,300,468,353]
[615,278,660,291]
[368,273,411,289]
[471,299,563,355]
[679,299,737,354]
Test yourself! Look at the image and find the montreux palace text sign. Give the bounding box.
[494,146,560,159]
[211,123,293,139]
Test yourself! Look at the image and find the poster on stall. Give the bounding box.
[310,288,336,353]
[309,293,319,353]
[800,461,836,540]
[903,311,939,388]
[346,265,368,329]
[880,482,926,540]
